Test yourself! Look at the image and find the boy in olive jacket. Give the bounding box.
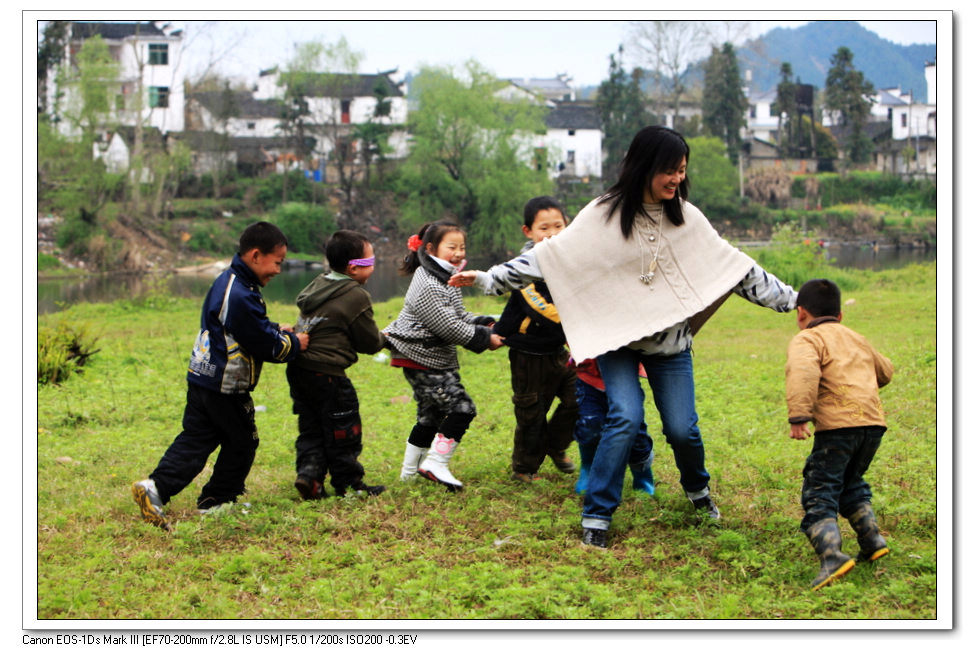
[786,278,894,591]
[287,230,386,499]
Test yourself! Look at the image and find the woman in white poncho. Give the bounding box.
[451,126,797,547]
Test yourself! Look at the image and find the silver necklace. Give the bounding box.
[636,212,663,287]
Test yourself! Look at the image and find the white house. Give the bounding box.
[744,87,778,142]
[886,61,936,175]
[249,67,410,161]
[185,68,410,176]
[540,102,602,179]
[53,21,186,135]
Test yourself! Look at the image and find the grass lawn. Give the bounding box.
[32,263,939,622]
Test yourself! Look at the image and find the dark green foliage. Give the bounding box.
[824,47,875,164]
[37,320,100,385]
[180,220,239,255]
[268,202,337,255]
[595,46,651,182]
[251,172,316,211]
[795,172,936,210]
[702,43,747,163]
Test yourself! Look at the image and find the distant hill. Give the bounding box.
[577,21,936,103]
[738,21,936,99]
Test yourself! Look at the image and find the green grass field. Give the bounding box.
[33,263,939,621]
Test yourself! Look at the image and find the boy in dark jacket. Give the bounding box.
[287,230,387,499]
[493,197,578,482]
[132,222,308,530]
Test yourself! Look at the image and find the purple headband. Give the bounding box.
[348,256,375,267]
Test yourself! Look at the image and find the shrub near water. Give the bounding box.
[34,265,937,619]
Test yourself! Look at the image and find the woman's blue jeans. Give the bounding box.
[582,348,708,530]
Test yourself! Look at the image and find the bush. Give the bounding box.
[250,172,317,211]
[38,321,100,385]
[750,222,862,291]
[268,202,337,255]
[181,220,239,255]
[38,253,61,272]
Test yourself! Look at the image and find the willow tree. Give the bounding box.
[397,61,552,255]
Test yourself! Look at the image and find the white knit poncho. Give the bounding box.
[531,198,756,362]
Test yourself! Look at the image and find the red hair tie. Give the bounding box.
[407,234,422,252]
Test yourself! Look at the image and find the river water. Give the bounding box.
[35,244,935,315]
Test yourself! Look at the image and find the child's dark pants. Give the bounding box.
[150,383,259,509]
[287,365,365,492]
[800,425,886,532]
[508,348,578,474]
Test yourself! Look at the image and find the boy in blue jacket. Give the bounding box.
[132,222,309,530]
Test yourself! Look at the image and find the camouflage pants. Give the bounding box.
[800,426,886,532]
[402,367,476,446]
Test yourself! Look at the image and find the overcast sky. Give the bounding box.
[169,16,940,88]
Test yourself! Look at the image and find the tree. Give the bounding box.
[701,42,747,164]
[824,46,875,164]
[595,46,651,181]
[353,77,394,187]
[772,63,799,157]
[685,136,738,214]
[397,61,553,255]
[37,20,69,118]
[279,38,364,211]
[628,21,712,125]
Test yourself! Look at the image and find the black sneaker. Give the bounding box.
[692,495,721,520]
[294,475,325,500]
[337,480,386,497]
[582,528,608,548]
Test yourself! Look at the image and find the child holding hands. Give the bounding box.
[383,221,504,491]
[287,230,387,500]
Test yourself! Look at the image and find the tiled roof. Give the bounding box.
[69,22,168,40]
[271,71,403,98]
[189,91,283,119]
[545,102,601,130]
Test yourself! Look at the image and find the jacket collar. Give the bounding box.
[806,315,841,329]
[418,249,454,284]
[230,253,261,289]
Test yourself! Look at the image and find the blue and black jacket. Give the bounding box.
[187,254,301,393]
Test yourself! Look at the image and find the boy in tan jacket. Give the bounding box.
[786,278,894,590]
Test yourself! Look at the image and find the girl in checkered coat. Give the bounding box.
[383,221,504,490]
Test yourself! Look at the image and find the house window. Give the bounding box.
[148,86,169,108]
[900,113,907,128]
[341,100,351,124]
[148,43,168,66]
[567,150,576,164]
[247,122,256,130]
[749,106,757,119]
[568,129,576,136]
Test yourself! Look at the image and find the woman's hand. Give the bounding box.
[449,271,477,287]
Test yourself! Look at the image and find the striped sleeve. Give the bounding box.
[732,265,797,312]
[473,250,545,295]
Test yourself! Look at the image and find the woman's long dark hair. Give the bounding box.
[598,126,691,238]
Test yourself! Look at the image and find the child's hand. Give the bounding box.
[488,334,505,350]
[790,422,811,440]
[296,332,310,351]
[449,271,477,287]
[280,324,294,332]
